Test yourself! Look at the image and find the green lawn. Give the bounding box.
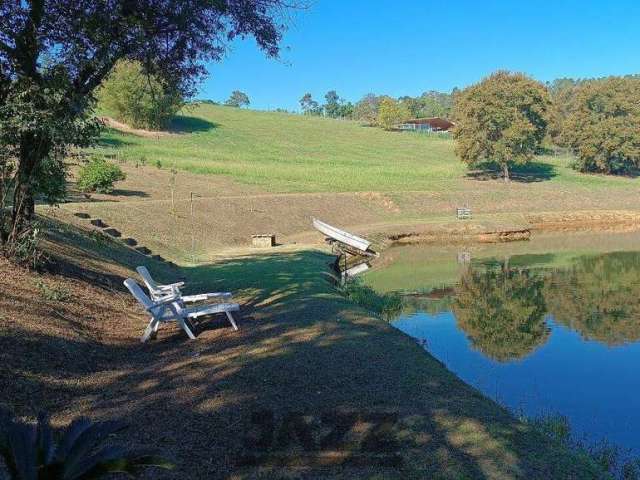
[95,104,637,193]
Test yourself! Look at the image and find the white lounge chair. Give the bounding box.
[124,278,240,342]
[136,266,232,303]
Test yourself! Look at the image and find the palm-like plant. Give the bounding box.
[0,412,173,479]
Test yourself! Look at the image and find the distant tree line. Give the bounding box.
[298,89,455,130]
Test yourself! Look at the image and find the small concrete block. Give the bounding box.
[252,234,276,248]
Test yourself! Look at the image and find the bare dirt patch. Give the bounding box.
[100,116,176,138]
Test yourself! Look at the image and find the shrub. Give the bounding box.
[77,157,126,194]
[338,278,404,321]
[452,71,551,181]
[561,76,640,175]
[0,411,173,479]
[35,279,71,302]
[97,60,183,130]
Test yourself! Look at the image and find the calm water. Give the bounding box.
[364,232,640,453]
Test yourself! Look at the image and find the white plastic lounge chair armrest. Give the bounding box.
[158,281,185,290]
[148,294,181,309]
[181,292,233,303]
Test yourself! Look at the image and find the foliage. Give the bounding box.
[225,90,251,108]
[376,97,410,130]
[77,157,126,194]
[0,0,290,258]
[453,263,549,361]
[561,77,640,174]
[35,279,71,302]
[352,93,381,125]
[299,93,322,115]
[399,90,455,119]
[527,414,640,480]
[338,277,404,321]
[6,223,44,269]
[547,78,581,145]
[0,412,172,479]
[323,90,353,119]
[97,60,183,130]
[452,71,551,181]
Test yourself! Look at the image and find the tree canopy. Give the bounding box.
[0,0,290,259]
[561,76,640,175]
[376,97,410,131]
[98,60,183,130]
[299,93,321,115]
[452,71,551,181]
[225,90,251,108]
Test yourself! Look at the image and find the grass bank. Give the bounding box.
[0,219,612,479]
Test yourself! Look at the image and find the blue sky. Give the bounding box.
[197,0,640,111]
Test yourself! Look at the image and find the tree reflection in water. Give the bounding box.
[544,252,640,346]
[452,261,549,362]
[448,252,640,361]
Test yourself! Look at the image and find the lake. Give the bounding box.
[363,231,640,454]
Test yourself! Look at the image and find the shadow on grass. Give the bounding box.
[467,161,557,183]
[95,132,134,148]
[169,115,218,133]
[2,219,607,479]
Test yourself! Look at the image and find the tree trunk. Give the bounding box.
[6,134,45,247]
[503,163,510,182]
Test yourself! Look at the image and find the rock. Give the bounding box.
[103,228,121,238]
[123,238,138,247]
[135,246,152,255]
[74,212,91,219]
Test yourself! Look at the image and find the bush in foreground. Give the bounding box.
[453,71,551,181]
[562,76,640,175]
[0,412,172,479]
[97,60,183,130]
[77,157,126,194]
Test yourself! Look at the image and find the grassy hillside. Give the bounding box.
[95,104,637,193]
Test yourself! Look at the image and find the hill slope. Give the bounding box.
[95,104,638,193]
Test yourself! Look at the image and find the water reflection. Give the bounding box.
[394,252,640,359]
[544,252,640,346]
[453,262,549,361]
[371,244,640,453]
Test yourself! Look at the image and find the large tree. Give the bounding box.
[561,76,640,174]
[452,71,551,181]
[0,0,289,256]
[98,60,183,130]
